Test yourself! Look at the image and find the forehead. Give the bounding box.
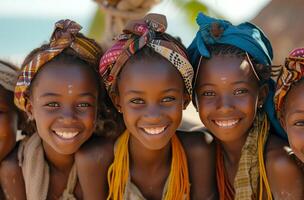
[118,58,184,91]
[197,55,257,84]
[32,60,98,93]
[285,81,304,111]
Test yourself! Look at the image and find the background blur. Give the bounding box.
[1,0,302,126]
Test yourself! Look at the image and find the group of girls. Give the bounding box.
[0,11,303,200]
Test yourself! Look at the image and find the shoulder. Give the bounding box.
[177,131,217,200]
[177,130,215,155]
[265,134,304,199]
[0,143,21,177]
[75,134,115,169]
[0,143,26,199]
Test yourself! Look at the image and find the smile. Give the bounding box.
[53,131,80,139]
[213,119,240,128]
[142,126,167,135]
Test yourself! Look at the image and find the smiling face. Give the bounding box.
[27,58,99,155]
[195,55,265,143]
[282,80,304,162]
[0,87,17,161]
[114,53,188,150]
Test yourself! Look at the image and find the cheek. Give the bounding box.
[0,112,18,136]
[286,127,304,151]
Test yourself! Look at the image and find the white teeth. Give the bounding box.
[54,131,79,139]
[214,119,239,128]
[143,127,166,135]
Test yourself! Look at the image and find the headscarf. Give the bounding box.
[99,13,194,96]
[187,12,287,139]
[14,19,102,111]
[0,62,18,92]
[274,47,304,117]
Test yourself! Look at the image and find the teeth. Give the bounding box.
[143,127,166,135]
[214,119,239,128]
[54,131,79,139]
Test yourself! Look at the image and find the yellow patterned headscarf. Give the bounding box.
[14,19,102,111]
[274,48,304,117]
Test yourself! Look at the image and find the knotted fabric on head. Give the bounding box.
[187,12,273,69]
[274,48,304,117]
[99,13,194,96]
[14,19,102,111]
[0,62,18,92]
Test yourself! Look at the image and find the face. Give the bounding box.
[0,87,17,161]
[282,81,304,162]
[27,60,98,155]
[195,55,265,143]
[115,57,188,150]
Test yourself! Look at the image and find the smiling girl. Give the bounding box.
[11,19,118,200]
[274,48,304,164]
[76,13,216,200]
[188,13,304,199]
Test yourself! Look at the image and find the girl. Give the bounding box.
[0,60,26,199]
[188,13,304,199]
[274,48,304,163]
[12,19,119,200]
[76,13,216,200]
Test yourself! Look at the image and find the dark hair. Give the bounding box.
[21,42,124,138]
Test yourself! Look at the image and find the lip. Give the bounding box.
[211,118,241,128]
[52,128,82,140]
[139,125,169,135]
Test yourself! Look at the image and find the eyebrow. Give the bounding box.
[290,110,304,115]
[232,80,249,85]
[40,92,96,98]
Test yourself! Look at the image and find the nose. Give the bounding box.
[143,105,162,123]
[58,106,77,124]
[216,94,234,113]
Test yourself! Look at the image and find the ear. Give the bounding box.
[25,100,34,121]
[258,83,269,107]
[182,93,191,110]
[110,92,122,113]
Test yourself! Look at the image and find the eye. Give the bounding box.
[130,98,145,104]
[201,91,216,97]
[161,96,176,103]
[234,88,249,95]
[77,103,91,108]
[45,102,60,107]
[294,121,304,126]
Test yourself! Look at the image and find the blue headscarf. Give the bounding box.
[188,12,287,139]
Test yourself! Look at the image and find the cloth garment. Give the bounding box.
[0,62,18,92]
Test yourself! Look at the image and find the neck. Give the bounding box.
[42,141,74,172]
[219,133,248,165]
[129,135,171,172]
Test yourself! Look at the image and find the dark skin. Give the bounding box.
[76,55,216,200]
[281,81,304,162]
[3,59,100,200]
[195,54,304,199]
[0,86,26,199]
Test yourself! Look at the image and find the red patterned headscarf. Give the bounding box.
[274,48,304,116]
[14,19,102,111]
[99,13,194,96]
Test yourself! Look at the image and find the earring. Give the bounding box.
[259,104,263,109]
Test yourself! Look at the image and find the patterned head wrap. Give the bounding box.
[274,48,304,116]
[99,13,194,96]
[0,62,18,92]
[187,13,273,68]
[14,19,102,111]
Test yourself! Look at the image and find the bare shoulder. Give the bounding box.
[75,134,114,167]
[0,143,26,199]
[177,131,217,200]
[75,135,115,200]
[265,134,304,200]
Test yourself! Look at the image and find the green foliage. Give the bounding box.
[88,8,105,42]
